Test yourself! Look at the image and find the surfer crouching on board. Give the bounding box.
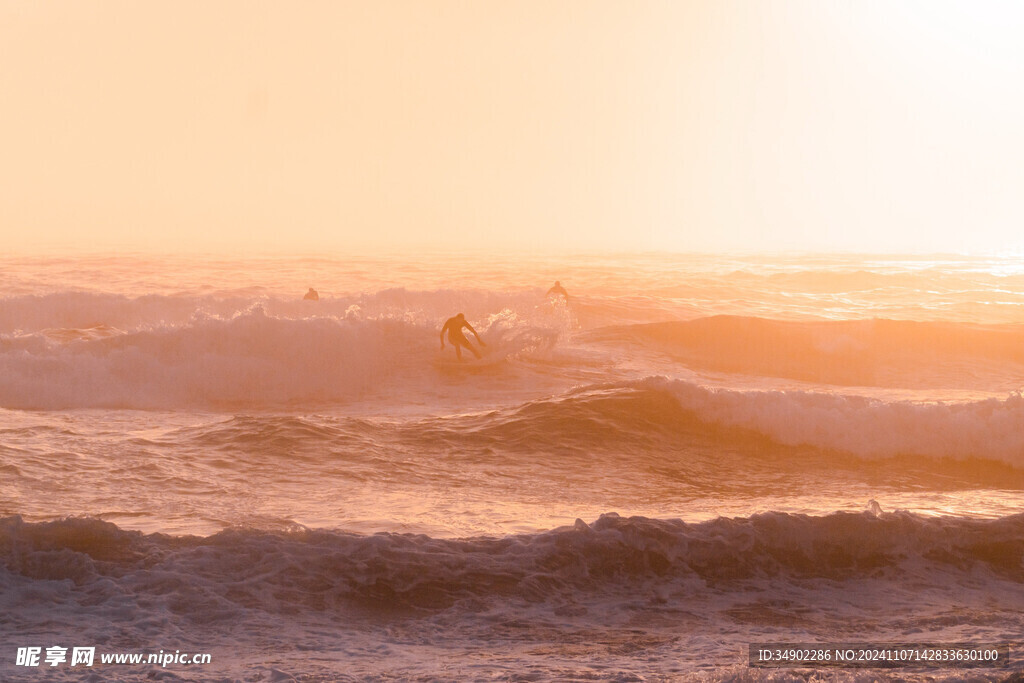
[546,281,568,300]
[440,313,485,360]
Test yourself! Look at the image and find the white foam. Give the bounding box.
[651,377,1024,464]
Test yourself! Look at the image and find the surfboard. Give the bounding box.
[433,348,503,372]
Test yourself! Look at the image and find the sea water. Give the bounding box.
[1,251,1022,681]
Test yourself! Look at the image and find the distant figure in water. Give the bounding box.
[546,281,569,300]
[440,313,485,360]
[303,288,319,301]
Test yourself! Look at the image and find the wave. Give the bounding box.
[451,378,1024,466]
[96,376,1024,469]
[588,316,1024,390]
[0,307,565,410]
[1,512,1021,617]
[399,379,1024,467]
[647,377,1024,465]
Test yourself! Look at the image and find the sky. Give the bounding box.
[2,0,1023,255]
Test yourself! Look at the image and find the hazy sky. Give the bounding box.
[2,1,1023,254]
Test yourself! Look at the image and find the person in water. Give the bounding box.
[440,313,485,360]
[546,281,568,300]
[303,288,319,301]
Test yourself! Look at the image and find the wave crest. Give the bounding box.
[0,305,571,409]
[590,316,1024,390]
[2,513,1021,615]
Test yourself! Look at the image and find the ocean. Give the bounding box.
[1,251,1022,681]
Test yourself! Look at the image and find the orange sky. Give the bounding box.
[2,1,1023,254]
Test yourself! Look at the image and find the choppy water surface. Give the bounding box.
[1,252,1022,681]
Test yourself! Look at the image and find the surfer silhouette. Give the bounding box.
[546,281,569,300]
[440,313,485,360]
[303,288,319,301]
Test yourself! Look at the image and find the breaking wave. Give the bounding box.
[1,512,1021,616]
[0,306,564,410]
[418,380,1024,466]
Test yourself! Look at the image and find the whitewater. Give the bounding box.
[1,252,1023,681]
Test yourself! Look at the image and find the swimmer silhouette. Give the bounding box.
[546,281,568,300]
[440,313,485,360]
[303,288,319,301]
